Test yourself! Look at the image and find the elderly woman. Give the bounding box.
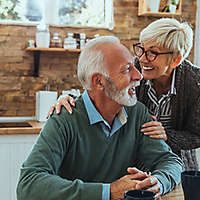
[48,18,200,170]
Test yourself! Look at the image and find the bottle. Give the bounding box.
[50,32,62,48]
[36,23,50,48]
[80,33,86,49]
[74,33,80,49]
[64,33,77,49]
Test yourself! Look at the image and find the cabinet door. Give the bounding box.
[0,134,38,200]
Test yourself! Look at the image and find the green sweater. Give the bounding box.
[17,96,183,200]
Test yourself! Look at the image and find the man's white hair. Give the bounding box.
[140,18,193,63]
[77,36,120,90]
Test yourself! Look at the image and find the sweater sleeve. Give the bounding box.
[16,115,102,200]
[137,107,183,194]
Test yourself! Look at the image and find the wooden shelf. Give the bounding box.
[26,48,81,77]
[26,47,81,53]
[138,0,182,17]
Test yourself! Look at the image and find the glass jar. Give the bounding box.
[50,32,62,48]
[64,33,77,49]
[36,23,50,48]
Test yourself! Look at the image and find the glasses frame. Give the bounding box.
[133,43,173,62]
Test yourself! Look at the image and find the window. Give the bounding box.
[0,0,114,29]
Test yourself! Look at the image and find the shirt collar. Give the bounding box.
[82,90,128,125]
[145,69,177,95]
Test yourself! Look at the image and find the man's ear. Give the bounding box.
[91,73,105,90]
[170,55,182,68]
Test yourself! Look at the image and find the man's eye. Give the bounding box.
[124,64,131,72]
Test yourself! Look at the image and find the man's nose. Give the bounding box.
[131,66,143,81]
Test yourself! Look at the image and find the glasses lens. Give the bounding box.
[134,45,143,57]
[146,51,157,62]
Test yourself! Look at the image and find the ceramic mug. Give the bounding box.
[181,171,200,200]
[120,189,156,200]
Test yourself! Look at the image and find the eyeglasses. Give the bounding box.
[133,43,173,62]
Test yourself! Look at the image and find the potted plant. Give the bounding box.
[162,0,179,13]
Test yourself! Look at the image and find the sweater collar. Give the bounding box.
[82,90,127,125]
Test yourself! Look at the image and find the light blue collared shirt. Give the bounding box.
[82,90,128,200]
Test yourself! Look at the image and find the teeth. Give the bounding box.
[143,66,154,70]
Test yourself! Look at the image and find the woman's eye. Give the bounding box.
[149,50,158,55]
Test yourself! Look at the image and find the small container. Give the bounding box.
[50,32,62,48]
[74,33,80,49]
[64,33,77,49]
[80,33,86,49]
[27,40,35,48]
[36,23,50,48]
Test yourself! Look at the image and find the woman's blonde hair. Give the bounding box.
[140,18,193,63]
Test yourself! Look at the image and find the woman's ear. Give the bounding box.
[170,55,182,68]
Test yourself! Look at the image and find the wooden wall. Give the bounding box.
[0,0,196,116]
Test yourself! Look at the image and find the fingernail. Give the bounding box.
[69,110,72,114]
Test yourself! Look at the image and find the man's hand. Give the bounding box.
[110,167,149,200]
[46,95,75,119]
[141,116,167,141]
[128,167,162,199]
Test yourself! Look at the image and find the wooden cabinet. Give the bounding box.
[0,134,38,200]
[138,0,182,17]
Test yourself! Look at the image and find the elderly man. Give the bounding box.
[17,36,183,200]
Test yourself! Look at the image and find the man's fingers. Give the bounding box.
[127,167,149,180]
[130,173,149,180]
[127,167,142,174]
[136,176,158,190]
[146,184,161,194]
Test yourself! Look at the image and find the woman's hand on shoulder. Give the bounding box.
[46,95,75,118]
[141,116,167,141]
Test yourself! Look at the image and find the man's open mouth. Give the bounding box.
[128,87,136,97]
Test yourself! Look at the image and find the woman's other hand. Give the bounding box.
[141,116,167,141]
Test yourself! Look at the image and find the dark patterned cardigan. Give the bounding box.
[135,58,200,168]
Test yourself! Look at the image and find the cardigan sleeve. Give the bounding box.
[166,95,200,152]
[166,62,200,153]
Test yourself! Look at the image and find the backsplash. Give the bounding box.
[0,0,196,116]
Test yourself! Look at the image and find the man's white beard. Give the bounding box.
[104,78,138,106]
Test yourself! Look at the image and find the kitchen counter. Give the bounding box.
[0,120,44,135]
